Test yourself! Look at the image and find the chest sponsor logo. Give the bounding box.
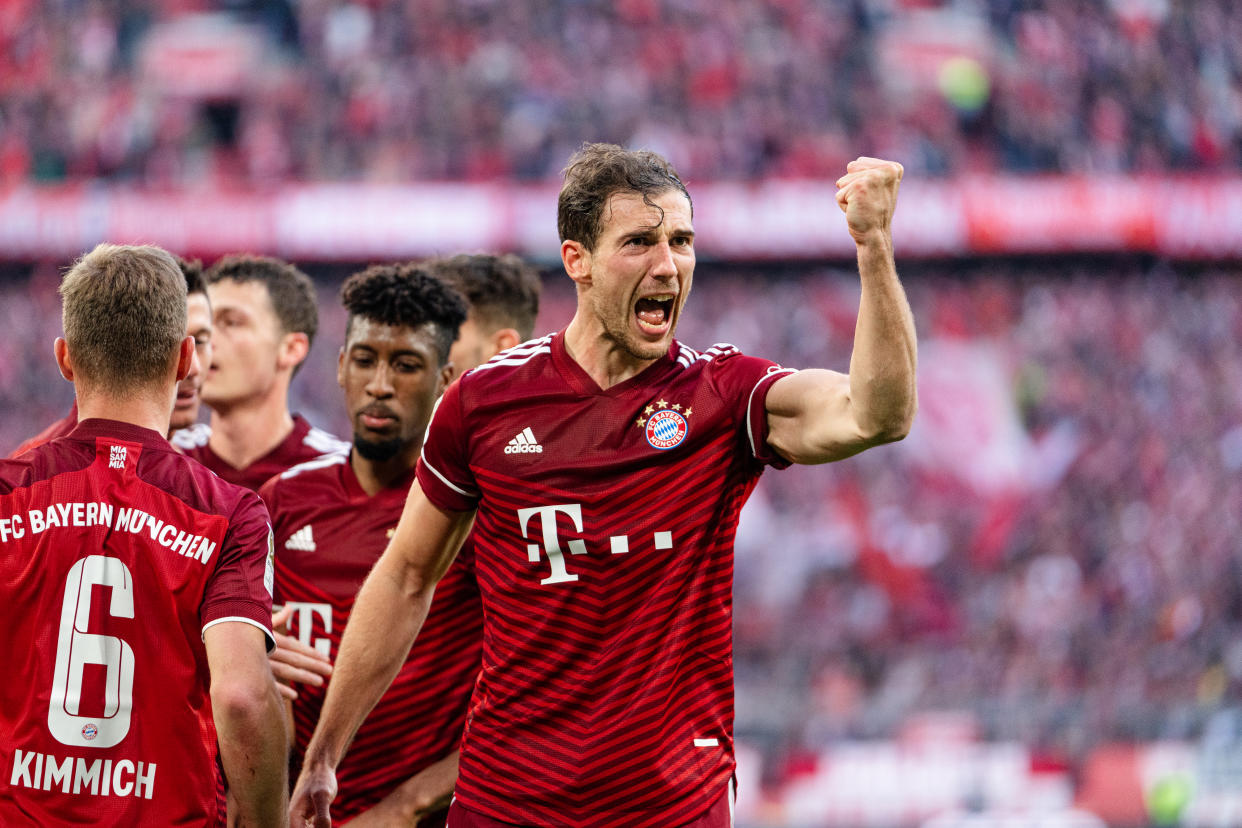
[284,602,333,658]
[518,503,674,585]
[504,427,543,454]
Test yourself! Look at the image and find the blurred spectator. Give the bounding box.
[2,0,1239,186]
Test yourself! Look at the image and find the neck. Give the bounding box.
[563,315,660,390]
[207,392,295,470]
[76,386,173,437]
[349,443,420,497]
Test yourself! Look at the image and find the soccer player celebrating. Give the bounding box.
[0,244,287,825]
[262,265,472,826]
[8,256,216,457]
[291,146,917,828]
[173,254,348,490]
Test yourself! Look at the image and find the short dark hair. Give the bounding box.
[205,254,318,345]
[60,243,186,389]
[340,263,469,364]
[557,142,692,252]
[178,257,206,297]
[423,253,541,341]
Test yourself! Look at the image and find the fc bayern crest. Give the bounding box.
[645,409,689,450]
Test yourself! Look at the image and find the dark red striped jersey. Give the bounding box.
[415,332,794,827]
[172,414,348,491]
[0,419,275,826]
[8,401,79,458]
[260,453,483,825]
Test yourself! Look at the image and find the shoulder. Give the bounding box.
[672,341,744,368]
[141,444,261,519]
[292,415,350,456]
[169,422,212,451]
[463,334,555,383]
[259,451,347,520]
[265,452,348,499]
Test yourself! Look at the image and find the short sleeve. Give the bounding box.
[201,490,276,651]
[708,350,797,470]
[415,378,480,513]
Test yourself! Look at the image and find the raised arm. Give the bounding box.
[205,622,288,828]
[288,484,475,828]
[766,157,917,465]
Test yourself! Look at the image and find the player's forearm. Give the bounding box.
[302,553,436,770]
[215,675,289,827]
[348,750,460,826]
[847,233,917,442]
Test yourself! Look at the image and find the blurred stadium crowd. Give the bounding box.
[2,0,1240,186]
[4,259,1240,794]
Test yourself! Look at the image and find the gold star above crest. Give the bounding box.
[635,417,647,428]
[644,405,654,415]
[656,399,668,408]
[683,407,693,417]
[672,403,682,411]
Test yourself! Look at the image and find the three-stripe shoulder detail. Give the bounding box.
[170,423,211,450]
[279,451,348,480]
[471,335,554,373]
[675,342,740,368]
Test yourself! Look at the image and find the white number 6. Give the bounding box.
[47,555,135,748]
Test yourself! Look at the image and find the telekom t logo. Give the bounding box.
[517,504,587,585]
[284,602,332,657]
[517,503,674,585]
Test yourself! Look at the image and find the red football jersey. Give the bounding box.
[0,419,275,825]
[172,414,348,491]
[8,401,79,459]
[261,453,483,825]
[416,333,794,827]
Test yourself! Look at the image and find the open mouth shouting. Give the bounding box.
[635,293,676,337]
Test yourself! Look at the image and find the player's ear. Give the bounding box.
[436,361,456,397]
[54,337,74,382]
[174,335,195,381]
[561,239,591,286]
[278,332,310,372]
[488,328,521,360]
[336,346,347,389]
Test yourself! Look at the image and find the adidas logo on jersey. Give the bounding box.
[286,525,316,552]
[505,427,543,454]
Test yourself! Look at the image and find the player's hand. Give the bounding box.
[835,157,903,244]
[289,762,338,828]
[270,606,333,701]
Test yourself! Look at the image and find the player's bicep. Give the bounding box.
[765,369,873,464]
[383,482,476,593]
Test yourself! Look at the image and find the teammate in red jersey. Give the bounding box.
[291,146,917,828]
[264,264,470,826]
[267,256,541,825]
[0,243,287,826]
[172,254,348,490]
[8,257,215,458]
